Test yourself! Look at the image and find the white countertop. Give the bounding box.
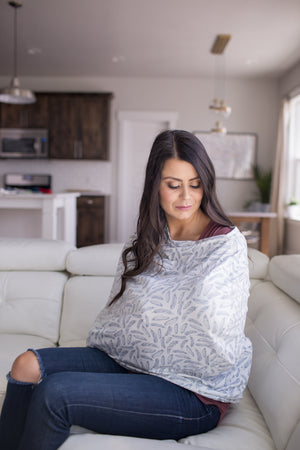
[0,191,79,210]
[0,190,80,199]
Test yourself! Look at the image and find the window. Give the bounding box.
[287,95,300,204]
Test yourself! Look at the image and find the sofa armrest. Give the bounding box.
[247,247,269,280]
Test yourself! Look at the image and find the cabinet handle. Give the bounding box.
[78,141,83,158]
[74,141,77,158]
[73,141,83,158]
[87,199,93,205]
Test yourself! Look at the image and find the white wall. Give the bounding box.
[279,60,300,97]
[0,75,280,241]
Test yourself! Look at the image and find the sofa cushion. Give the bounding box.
[0,271,68,343]
[59,276,114,347]
[0,238,74,271]
[180,388,275,450]
[66,243,123,276]
[269,254,300,304]
[245,280,300,450]
[60,434,202,450]
[60,243,123,346]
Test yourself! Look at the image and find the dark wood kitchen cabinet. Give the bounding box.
[0,92,112,160]
[0,94,49,128]
[76,195,106,247]
[48,93,112,160]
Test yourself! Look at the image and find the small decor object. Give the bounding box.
[253,165,272,202]
[0,1,36,104]
[286,199,300,219]
[247,165,272,212]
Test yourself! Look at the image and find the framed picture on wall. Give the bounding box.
[193,132,257,180]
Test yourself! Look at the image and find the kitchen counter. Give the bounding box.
[0,191,80,199]
[0,192,80,245]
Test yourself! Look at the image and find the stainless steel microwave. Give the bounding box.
[0,128,48,159]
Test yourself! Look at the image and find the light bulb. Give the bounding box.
[219,99,231,117]
[211,121,227,134]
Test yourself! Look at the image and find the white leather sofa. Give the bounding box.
[0,237,299,450]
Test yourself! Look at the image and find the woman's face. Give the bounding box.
[159,158,203,224]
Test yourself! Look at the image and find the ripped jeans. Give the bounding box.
[0,347,220,450]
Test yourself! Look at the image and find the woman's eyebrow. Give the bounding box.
[162,176,200,181]
[162,176,181,181]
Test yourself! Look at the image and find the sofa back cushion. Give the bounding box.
[0,237,74,270]
[58,277,114,347]
[0,238,75,344]
[66,243,124,276]
[59,244,123,346]
[0,271,68,343]
[245,257,300,450]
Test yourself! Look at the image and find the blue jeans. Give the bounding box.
[0,347,220,450]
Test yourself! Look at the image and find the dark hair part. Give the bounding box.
[110,129,233,304]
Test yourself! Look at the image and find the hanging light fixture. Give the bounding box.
[0,1,36,104]
[209,34,231,134]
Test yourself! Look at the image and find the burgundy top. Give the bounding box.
[195,220,233,421]
[199,219,233,240]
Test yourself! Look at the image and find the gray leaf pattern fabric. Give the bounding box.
[87,227,252,403]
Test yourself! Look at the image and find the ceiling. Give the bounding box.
[0,0,300,79]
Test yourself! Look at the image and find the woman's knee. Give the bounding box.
[10,350,41,383]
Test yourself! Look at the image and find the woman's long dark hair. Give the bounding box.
[110,129,233,304]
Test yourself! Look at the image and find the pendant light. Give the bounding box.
[0,1,36,104]
[209,34,231,134]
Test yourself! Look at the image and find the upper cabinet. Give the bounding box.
[0,92,112,160]
[48,93,112,160]
[0,94,49,129]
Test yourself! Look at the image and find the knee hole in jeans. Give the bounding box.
[10,350,42,384]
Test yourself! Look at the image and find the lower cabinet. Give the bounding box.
[76,195,105,248]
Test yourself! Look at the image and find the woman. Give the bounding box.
[0,130,252,450]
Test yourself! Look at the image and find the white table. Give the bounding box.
[0,192,80,246]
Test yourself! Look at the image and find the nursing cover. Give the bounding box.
[87,227,252,403]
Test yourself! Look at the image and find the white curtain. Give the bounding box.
[270,98,290,254]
